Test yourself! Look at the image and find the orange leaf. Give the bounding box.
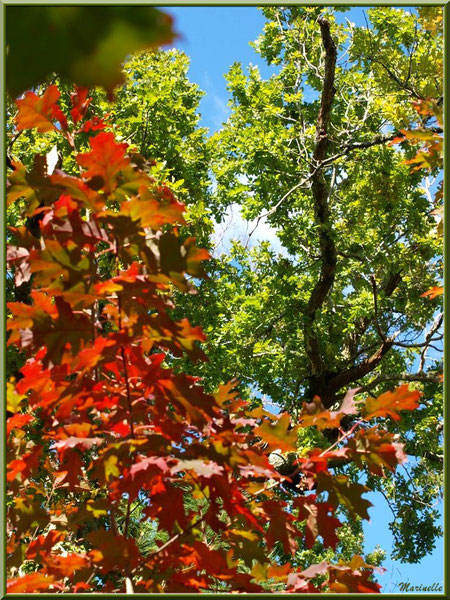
[347,427,407,475]
[15,85,66,133]
[76,132,130,193]
[7,413,33,437]
[299,388,358,430]
[421,286,443,299]
[363,384,420,422]
[44,554,90,578]
[129,185,186,229]
[7,572,57,593]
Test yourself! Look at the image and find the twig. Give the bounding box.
[370,275,386,342]
[245,176,312,245]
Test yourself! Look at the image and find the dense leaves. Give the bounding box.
[178,6,443,564]
[6,86,421,593]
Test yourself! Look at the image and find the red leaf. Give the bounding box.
[347,427,407,475]
[124,455,174,500]
[110,420,131,437]
[70,86,91,124]
[76,132,130,193]
[146,486,187,532]
[36,297,93,365]
[87,530,141,573]
[7,413,33,437]
[82,116,107,132]
[295,448,349,490]
[327,557,383,593]
[7,446,42,482]
[26,530,66,560]
[262,499,300,555]
[50,172,105,212]
[294,494,342,549]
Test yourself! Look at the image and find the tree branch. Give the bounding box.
[246,176,312,244]
[303,17,338,376]
[366,372,442,388]
[370,275,386,342]
[328,335,398,395]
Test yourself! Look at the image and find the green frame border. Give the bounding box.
[1,1,447,598]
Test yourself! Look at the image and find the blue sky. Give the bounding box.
[161,6,444,593]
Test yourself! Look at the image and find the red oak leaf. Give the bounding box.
[294,494,342,549]
[347,427,407,475]
[299,388,359,430]
[128,184,186,229]
[7,413,33,437]
[76,132,130,193]
[26,530,66,560]
[70,86,91,124]
[254,413,299,453]
[7,446,42,482]
[87,530,141,574]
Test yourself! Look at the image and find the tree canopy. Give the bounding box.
[185,6,443,563]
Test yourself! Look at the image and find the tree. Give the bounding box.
[180,6,443,563]
[5,5,443,592]
[6,83,421,594]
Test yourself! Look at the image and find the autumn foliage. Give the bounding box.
[7,86,422,593]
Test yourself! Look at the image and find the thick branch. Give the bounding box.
[342,270,402,370]
[303,18,338,376]
[328,337,396,396]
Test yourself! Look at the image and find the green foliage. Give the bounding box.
[181,6,443,565]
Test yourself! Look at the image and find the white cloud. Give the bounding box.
[211,202,288,257]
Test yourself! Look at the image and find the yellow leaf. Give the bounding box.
[104,455,120,481]
[7,382,26,413]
